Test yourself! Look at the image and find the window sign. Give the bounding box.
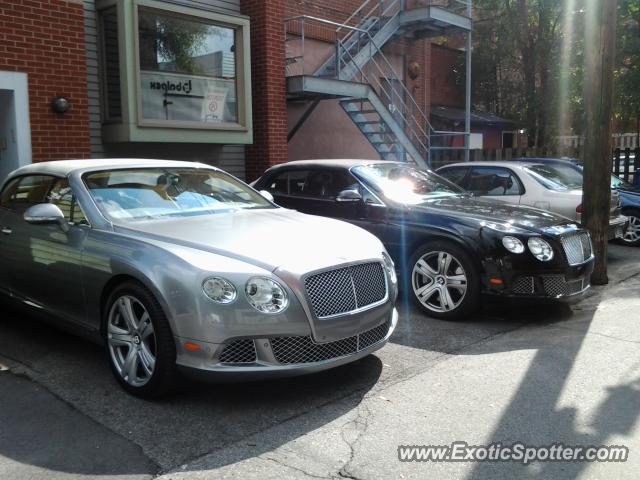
[138,8,238,125]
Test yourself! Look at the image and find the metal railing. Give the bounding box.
[285,14,467,156]
[284,0,470,161]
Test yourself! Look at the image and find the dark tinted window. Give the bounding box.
[438,167,469,187]
[0,176,55,214]
[266,169,359,199]
[304,170,359,198]
[467,167,522,196]
[0,178,20,210]
[264,170,309,195]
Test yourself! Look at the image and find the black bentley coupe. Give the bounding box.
[253,160,595,319]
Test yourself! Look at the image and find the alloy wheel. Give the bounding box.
[107,295,157,387]
[622,215,640,245]
[412,251,468,313]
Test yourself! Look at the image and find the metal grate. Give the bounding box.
[512,276,535,295]
[542,275,566,297]
[542,275,586,297]
[351,262,387,307]
[270,320,391,365]
[561,232,592,266]
[219,339,257,363]
[304,262,387,318]
[358,319,391,350]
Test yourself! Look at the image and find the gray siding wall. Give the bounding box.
[82,0,247,179]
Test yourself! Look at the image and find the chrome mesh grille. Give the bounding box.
[561,232,592,265]
[512,276,535,295]
[271,319,391,364]
[358,320,391,350]
[219,339,257,363]
[304,262,387,318]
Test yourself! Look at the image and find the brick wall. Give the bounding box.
[240,0,288,181]
[0,0,91,162]
[430,44,465,108]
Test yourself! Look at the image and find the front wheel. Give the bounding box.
[408,241,480,320]
[103,282,177,398]
[619,209,640,246]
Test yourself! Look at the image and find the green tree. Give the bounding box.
[614,0,640,141]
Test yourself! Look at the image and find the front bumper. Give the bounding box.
[176,308,397,382]
[609,215,629,240]
[483,256,595,301]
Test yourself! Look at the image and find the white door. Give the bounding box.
[0,71,31,184]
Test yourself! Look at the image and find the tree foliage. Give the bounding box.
[471,0,639,145]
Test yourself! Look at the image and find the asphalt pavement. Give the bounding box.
[1,243,639,480]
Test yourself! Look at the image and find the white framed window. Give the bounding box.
[96,0,252,144]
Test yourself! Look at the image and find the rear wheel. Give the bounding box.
[620,209,640,246]
[408,241,480,320]
[103,282,177,398]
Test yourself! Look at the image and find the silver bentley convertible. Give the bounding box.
[0,159,398,397]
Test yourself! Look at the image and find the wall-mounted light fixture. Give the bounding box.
[51,96,70,114]
[408,61,421,81]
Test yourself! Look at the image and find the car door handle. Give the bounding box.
[1,227,12,235]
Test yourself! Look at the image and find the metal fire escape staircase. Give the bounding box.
[285,0,472,168]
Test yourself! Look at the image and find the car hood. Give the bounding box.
[407,195,574,232]
[618,184,640,195]
[115,208,384,274]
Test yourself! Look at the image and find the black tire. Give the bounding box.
[618,208,640,247]
[407,240,480,320]
[102,281,177,398]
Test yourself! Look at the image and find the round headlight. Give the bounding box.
[245,277,289,314]
[528,237,554,261]
[382,251,397,284]
[502,236,525,254]
[203,277,237,304]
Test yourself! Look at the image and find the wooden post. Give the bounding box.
[582,0,617,285]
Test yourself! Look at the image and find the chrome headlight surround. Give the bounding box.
[527,237,554,262]
[245,277,289,314]
[502,236,525,254]
[382,251,397,285]
[203,277,237,304]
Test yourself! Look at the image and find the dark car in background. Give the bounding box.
[254,160,595,320]
[512,157,640,246]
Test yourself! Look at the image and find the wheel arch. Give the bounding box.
[98,273,171,337]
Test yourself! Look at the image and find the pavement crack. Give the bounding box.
[552,324,640,344]
[261,456,332,479]
[336,403,373,480]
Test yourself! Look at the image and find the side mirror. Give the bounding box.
[24,204,69,233]
[336,189,363,203]
[259,190,275,203]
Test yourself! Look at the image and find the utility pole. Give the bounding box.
[582,0,618,285]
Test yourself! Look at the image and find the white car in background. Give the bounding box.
[437,161,628,240]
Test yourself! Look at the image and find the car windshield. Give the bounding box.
[84,168,273,221]
[610,174,633,189]
[525,164,584,191]
[353,164,465,204]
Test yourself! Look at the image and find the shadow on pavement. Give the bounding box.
[0,301,383,476]
[463,284,640,479]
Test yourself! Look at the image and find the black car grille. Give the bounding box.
[561,232,592,265]
[511,275,588,297]
[304,262,387,318]
[270,319,391,364]
[512,276,535,294]
[542,275,586,297]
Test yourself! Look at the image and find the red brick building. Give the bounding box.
[0,0,471,182]
[0,0,91,180]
